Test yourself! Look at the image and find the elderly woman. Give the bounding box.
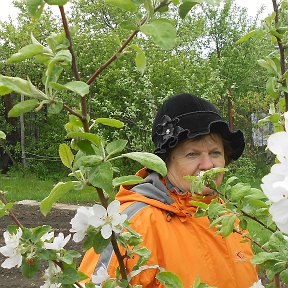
[79,93,258,287]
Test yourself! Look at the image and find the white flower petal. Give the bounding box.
[1,254,22,269]
[92,204,107,218]
[261,172,285,202]
[271,162,288,176]
[72,232,86,243]
[267,131,288,162]
[107,200,120,216]
[89,215,105,228]
[101,224,112,239]
[41,232,54,242]
[269,199,288,233]
[92,265,109,284]
[250,279,264,288]
[0,246,15,258]
[284,112,288,132]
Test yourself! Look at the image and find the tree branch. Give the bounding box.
[272,0,288,111]
[86,0,172,86]
[59,5,90,132]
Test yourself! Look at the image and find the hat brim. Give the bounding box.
[154,112,245,161]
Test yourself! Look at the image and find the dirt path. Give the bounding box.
[0,202,82,288]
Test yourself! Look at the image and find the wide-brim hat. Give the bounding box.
[152,93,245,161]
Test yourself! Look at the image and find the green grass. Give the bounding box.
[0,170,100,204]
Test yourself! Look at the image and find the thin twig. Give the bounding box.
[216,190,276,233]
[86,0,171,86]
[234,230,269,252]
[0,193,24,228]
[63,104,84,119]
[86,29,139,86]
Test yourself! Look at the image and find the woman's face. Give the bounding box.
[166,134,225,195]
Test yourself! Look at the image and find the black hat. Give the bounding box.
[152,93,245,161]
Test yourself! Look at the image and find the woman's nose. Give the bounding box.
[199,154,214,170]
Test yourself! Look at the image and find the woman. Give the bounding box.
[79,93,258,287]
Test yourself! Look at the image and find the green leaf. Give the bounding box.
[106,0,138,12]
[120,20,138,31]
[45,0,69,5]
[0,131,6,140]
[229,183,250,201]
[27,0,45,19]
[21,258,39,279]
[140,19,176,50]
[122,152,167,177]
[0,86,11,96]
[179,1,198,19]
[220,214,236,237]
[257,58,279,75]
[8,99,39,117]
[106,139,127,157]
[92,231,111,253]
[95,118,124,128]
[7,44,44,63]
[156,271,184,288]
[131,44,146,75]
[112,175,144,187]
[102,279,118,288]
[0,75,47,99]
[190,200,209,209]
[40,181,77,216]
[60,250,81,265]
[53,50,72,66]
[48,100,63,114]
[266,77,279,99]
[59,143,74,169]
[50,81,89,97]
[68,132,102,147]
[88,162,113,194]
[73,155,103,170]
[236,30,257,44]
[58,267,88,285]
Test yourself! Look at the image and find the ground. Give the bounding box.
[0,202,82,288]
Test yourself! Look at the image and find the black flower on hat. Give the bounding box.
[155,115,185,148]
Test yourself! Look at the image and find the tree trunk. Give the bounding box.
[227,87,234,131]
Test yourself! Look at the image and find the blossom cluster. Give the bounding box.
[70,199,127,241]
[0,229,70,287]
[261,112,288,233]
[0,200,126,287]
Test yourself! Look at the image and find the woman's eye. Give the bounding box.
[186,152,198,158]
[211,151,222,156]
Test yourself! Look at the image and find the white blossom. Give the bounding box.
[91,265,109,287]
[41,231,54,242]
[269,199,288,234]
[267,112,288,163]
[0,228,23,269]
[89,200,127,239]
[44,233,71,250]
[250,279,265,288]
[261,162,288,202]
[70,206,93,242]
[40,261,62,288]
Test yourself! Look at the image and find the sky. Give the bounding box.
[0,0,274,22]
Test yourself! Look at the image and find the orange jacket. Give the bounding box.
[79,169,258,287]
